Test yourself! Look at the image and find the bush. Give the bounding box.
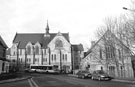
[0,73,17,81]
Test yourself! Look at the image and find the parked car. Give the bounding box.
[91,70,112,81]
[76,70,92,79]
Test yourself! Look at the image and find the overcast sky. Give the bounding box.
[0,0,131,50]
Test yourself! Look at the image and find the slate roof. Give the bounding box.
[0,35,8,48]
[72,44,84,51]
[13,33,70,48]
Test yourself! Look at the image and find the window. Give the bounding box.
[13,51,16,56]
[46,58,47,62]
[55,39,63,48]
[35,46,39,55]
[27,58,28,62]
[44,49,46,55]
[2,62,5,71]
[63,54,64,61]
[35,58,38,62]
[118,49,121,60]
[54,54,56,61]
[12,59,15,62]
[27,46,31,55]
[99,48,102,59]
[65,54,67,61]
[52,54,53,61]
[3,49,5,57]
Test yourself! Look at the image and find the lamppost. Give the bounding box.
[123,7,135,12]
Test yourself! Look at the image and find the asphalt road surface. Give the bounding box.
[0,73,135,87]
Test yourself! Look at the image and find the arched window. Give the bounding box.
[35,46,39,55]
[27,46,31,55]
[54,54,56,61]
[55,39,63,48]
[65,54,67,61]
[52,54,53,61]
[63,54,64,61]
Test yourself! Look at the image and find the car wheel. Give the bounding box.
[77,75,79,78]
[91,76,94,80]
[98,77,101,81]
[81,75,85,79]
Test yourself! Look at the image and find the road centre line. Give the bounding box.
[28,79,33,87]
[30,78,39,87]
[28,78,39,87]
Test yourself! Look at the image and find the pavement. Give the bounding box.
[68,74,135,83]
[0,76,32,84]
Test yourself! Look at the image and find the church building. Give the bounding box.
[10,22,72,72]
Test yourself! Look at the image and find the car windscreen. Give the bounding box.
[82,71,89,73]
[98,71,105,74]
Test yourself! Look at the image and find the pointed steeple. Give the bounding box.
[46,20,49,34]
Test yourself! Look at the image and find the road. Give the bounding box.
[0,73,135,87]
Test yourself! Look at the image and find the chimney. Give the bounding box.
[91,41,96,47]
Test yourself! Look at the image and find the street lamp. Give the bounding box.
[123,7,135,12]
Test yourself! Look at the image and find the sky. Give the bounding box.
[0,0,131,51]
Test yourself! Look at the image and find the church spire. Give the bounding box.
[46,20,49,34]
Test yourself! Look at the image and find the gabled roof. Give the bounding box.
[72,44,84,51]
[85,29,133,57]
[0,35,8,48]
[13,33,70,48]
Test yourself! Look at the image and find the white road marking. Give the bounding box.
[30,78,39,87]
[28,79,34,87]
[27,78,39,87]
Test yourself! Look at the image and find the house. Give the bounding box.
[81,30,134,78]
[0,36,9,74]
[71,44,84,70]
[10,22,72,72]
[131,55,135,77]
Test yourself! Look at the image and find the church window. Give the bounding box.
[29,59,31,62]
[27,46,31,55]
[118,49,121,60]
[27,58,28,62]
[65,54,67,61]
[46,58,47,62]
[63,54,64,61]
[35,46,39,55]
[54,54,56,61]
[55,39,63,48]
[13,51,16,56]
[44,49,46,55]
[99,48,102,59]
[52,54,53,61]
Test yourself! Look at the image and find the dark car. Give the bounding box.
[76,70,92,79]
[91,70,112,81]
